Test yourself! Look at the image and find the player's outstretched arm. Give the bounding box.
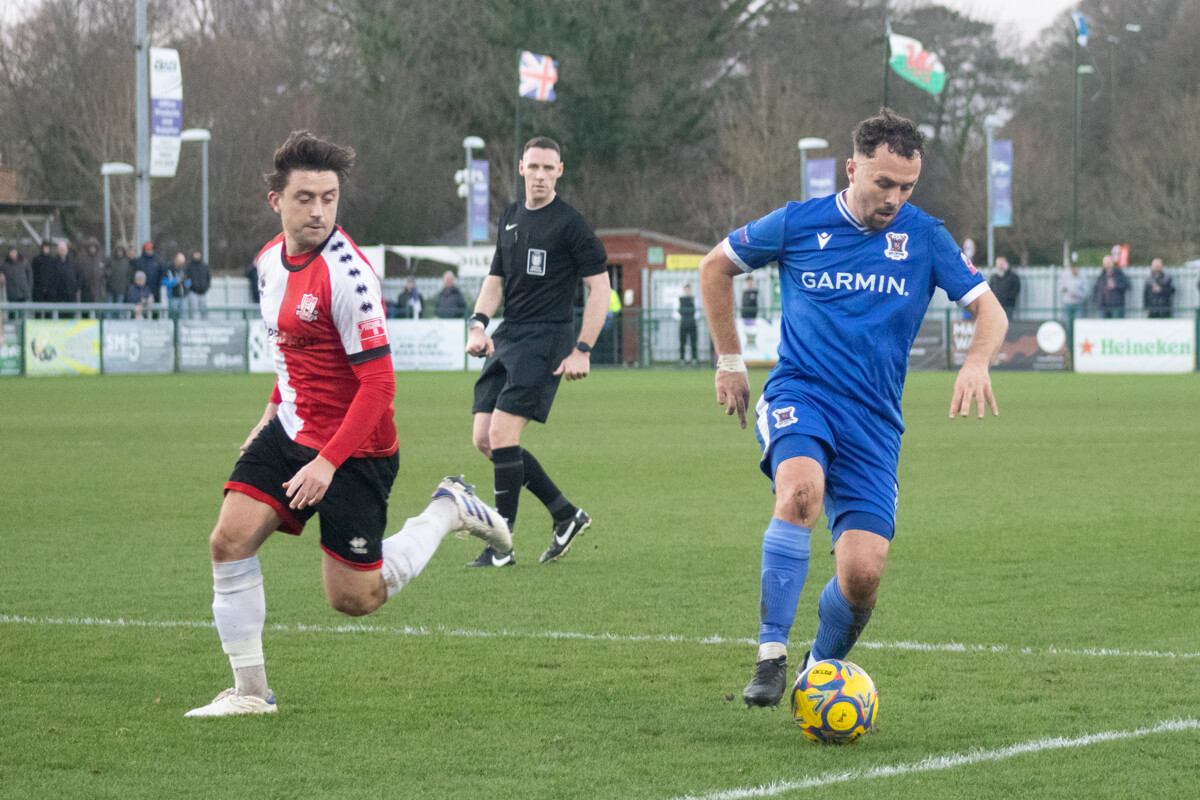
[700,244,750,429]
[950,291,1007,420]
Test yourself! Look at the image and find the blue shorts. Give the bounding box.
[754,391,899,542]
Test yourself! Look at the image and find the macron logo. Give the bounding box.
[817,233,832,250]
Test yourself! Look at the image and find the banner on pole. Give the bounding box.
[990,139,1012,228]
[470,159,489,244]
[805,158,836,199]
[149,47,182,178]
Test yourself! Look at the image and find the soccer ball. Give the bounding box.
[790,659,878,744]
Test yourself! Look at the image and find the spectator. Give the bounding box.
[394,277,421,318]
[78,238,107,313]
[245,262,260,304]
[133,241,163,299]
[185,250,211,319]
[165,252,189,318]
[740,276,759,323]
[1092,255,1129,318]
[107,245,132,304]
[678,282,699,365]
[1059,263,1088,321]
[30,241,55,303]
[988,256,1020,320]
[1,247,33,305]
[434,270,467,318]
[51,239,82,314]
[1143,258,1175,319]
[127,270,155,318]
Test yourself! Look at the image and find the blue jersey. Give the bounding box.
[724,191,988,432]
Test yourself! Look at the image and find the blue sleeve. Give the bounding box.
[724,206,787,272]
[930,224,987,305]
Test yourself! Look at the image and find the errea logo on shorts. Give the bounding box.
[527,248,547,276]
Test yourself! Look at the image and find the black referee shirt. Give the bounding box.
[489,197,608,324]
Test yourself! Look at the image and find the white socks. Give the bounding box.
[379,497,459,597]
[212,556,269,697]
[758,642,788,661]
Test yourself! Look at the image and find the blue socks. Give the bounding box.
[757,518,811,646]
[811,577,873,661]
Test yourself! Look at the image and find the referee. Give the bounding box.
[465,136,611,567]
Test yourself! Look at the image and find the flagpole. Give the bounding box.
[882,18,891,107]
[514,50,522,204]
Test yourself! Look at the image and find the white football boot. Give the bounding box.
[432,476,513,554]
[185,688,277,717]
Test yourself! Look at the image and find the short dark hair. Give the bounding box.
[522,136,561,157]
[852,108,924,160]
[265,130,355,193]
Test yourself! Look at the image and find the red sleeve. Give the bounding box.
[270,381,282,405]
[317,356,395,468]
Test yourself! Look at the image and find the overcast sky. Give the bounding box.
[3,0,1083,36]
[923,0,1080,42]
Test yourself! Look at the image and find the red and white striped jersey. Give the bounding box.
[255,226,397,461]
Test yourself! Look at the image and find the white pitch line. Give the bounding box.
[1,614,1199,660]
[666,717,1200,800]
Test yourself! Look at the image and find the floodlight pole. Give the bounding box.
[181,129,212,263]
[135,0,151,246]
[101,162,135,259]
[797,137,829,203]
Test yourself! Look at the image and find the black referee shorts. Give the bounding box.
[225,417,398,570]
[472,321,575,423]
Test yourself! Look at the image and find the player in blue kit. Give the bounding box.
[699,108,1009,707]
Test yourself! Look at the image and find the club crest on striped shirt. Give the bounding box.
[296,293,319,322]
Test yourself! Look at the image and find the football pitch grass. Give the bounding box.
[1,368,1198,799]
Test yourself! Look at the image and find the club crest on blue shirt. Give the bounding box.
[884,232,910,261]
[296,292,319,322]
[772,406,797,428]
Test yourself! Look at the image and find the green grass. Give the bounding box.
[1,369,1198,799]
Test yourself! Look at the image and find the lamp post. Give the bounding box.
[462,136,485,246]
[180,128,211,264]
[100,162,135,258]
[984,114,1003,268]
[797,137,829,203]
[1072,63,1093,254]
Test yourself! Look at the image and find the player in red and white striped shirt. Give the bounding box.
[186,131,510,718]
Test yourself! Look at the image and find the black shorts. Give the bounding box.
[472,321,575,423]
[226,417,399,570]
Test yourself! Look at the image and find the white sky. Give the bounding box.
[930,0,1081,43]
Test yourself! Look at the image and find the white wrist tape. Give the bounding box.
[716,354,747,373]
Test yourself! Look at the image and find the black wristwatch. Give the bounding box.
[574,341,592,354]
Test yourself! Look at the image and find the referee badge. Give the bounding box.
[527,248,547,276]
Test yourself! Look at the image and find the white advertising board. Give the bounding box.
[1073,319,1195,373]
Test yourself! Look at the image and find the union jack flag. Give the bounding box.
[519,51,558,102]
